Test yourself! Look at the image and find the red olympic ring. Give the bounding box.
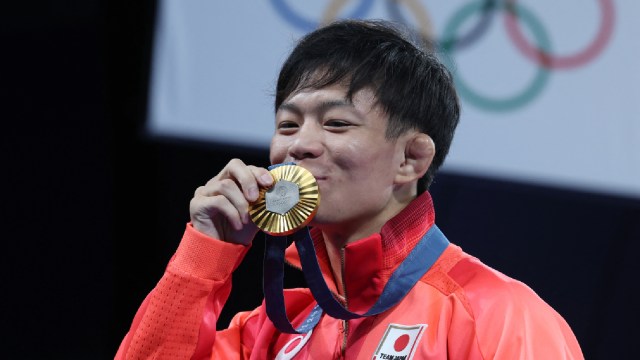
[504,0,615,69]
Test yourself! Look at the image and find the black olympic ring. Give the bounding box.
[386,0,498,51]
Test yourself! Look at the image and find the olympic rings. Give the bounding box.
[440,1,551,111]
[268,0,615,111]
[269,0,374,32]
[505,0,615,69]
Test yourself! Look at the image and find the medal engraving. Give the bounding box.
[249,164,320,235]
[265,180,299,215]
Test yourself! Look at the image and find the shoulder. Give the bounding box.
[422,244,559,323]
[416,242,537,299]
[445,249,559,320]
[440,248,584,358]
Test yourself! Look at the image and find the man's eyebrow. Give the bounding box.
[277,99,354,116]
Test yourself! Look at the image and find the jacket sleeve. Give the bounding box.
[114,223,253,360]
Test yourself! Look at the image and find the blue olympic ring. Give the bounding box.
[270,0,375,32]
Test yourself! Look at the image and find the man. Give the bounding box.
[116,19,583,359]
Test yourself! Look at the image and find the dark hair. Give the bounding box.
[275,19,460,192]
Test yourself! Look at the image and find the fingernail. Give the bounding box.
[234,219,243,230]
[261,173,273,185]
[248,186,258,200]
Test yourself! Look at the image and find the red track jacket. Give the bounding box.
[116,192,584,359]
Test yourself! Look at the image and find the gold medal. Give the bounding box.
[249,164,320,235]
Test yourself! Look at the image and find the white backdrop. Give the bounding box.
[147,0,640,199]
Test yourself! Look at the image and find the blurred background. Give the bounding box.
[2,0,639,358]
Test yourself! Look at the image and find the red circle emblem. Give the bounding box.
[394,334,411,352]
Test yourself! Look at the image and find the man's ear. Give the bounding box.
[395,133,435,185]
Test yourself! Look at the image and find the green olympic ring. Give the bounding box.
[440,1,551,112]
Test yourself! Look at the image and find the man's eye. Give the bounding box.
[277,121,298,129]
[325,120,351,128]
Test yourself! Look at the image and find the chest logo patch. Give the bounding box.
[372,323,427,360]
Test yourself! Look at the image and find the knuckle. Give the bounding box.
[228,158,245,167]
[194,185,206,196]
[218,178,237,191]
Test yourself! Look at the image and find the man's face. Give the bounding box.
[270,83,409,238]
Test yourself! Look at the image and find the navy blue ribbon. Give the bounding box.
[263,223,450,334]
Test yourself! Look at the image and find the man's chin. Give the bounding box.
[307,215,328,228]
[307,212,344,229]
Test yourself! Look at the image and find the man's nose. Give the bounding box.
[288,121,324,160]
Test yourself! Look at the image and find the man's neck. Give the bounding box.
[319,191,417,296]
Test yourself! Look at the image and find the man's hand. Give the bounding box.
[189,158,274,245]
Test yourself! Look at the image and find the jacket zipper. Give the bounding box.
[340,247,348,358]
[285,250,350,358]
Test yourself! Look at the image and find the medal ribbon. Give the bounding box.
[263,223,450,334]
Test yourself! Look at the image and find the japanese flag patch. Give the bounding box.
[372,323,427,360]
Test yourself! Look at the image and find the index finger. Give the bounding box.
[214,159,274,202]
